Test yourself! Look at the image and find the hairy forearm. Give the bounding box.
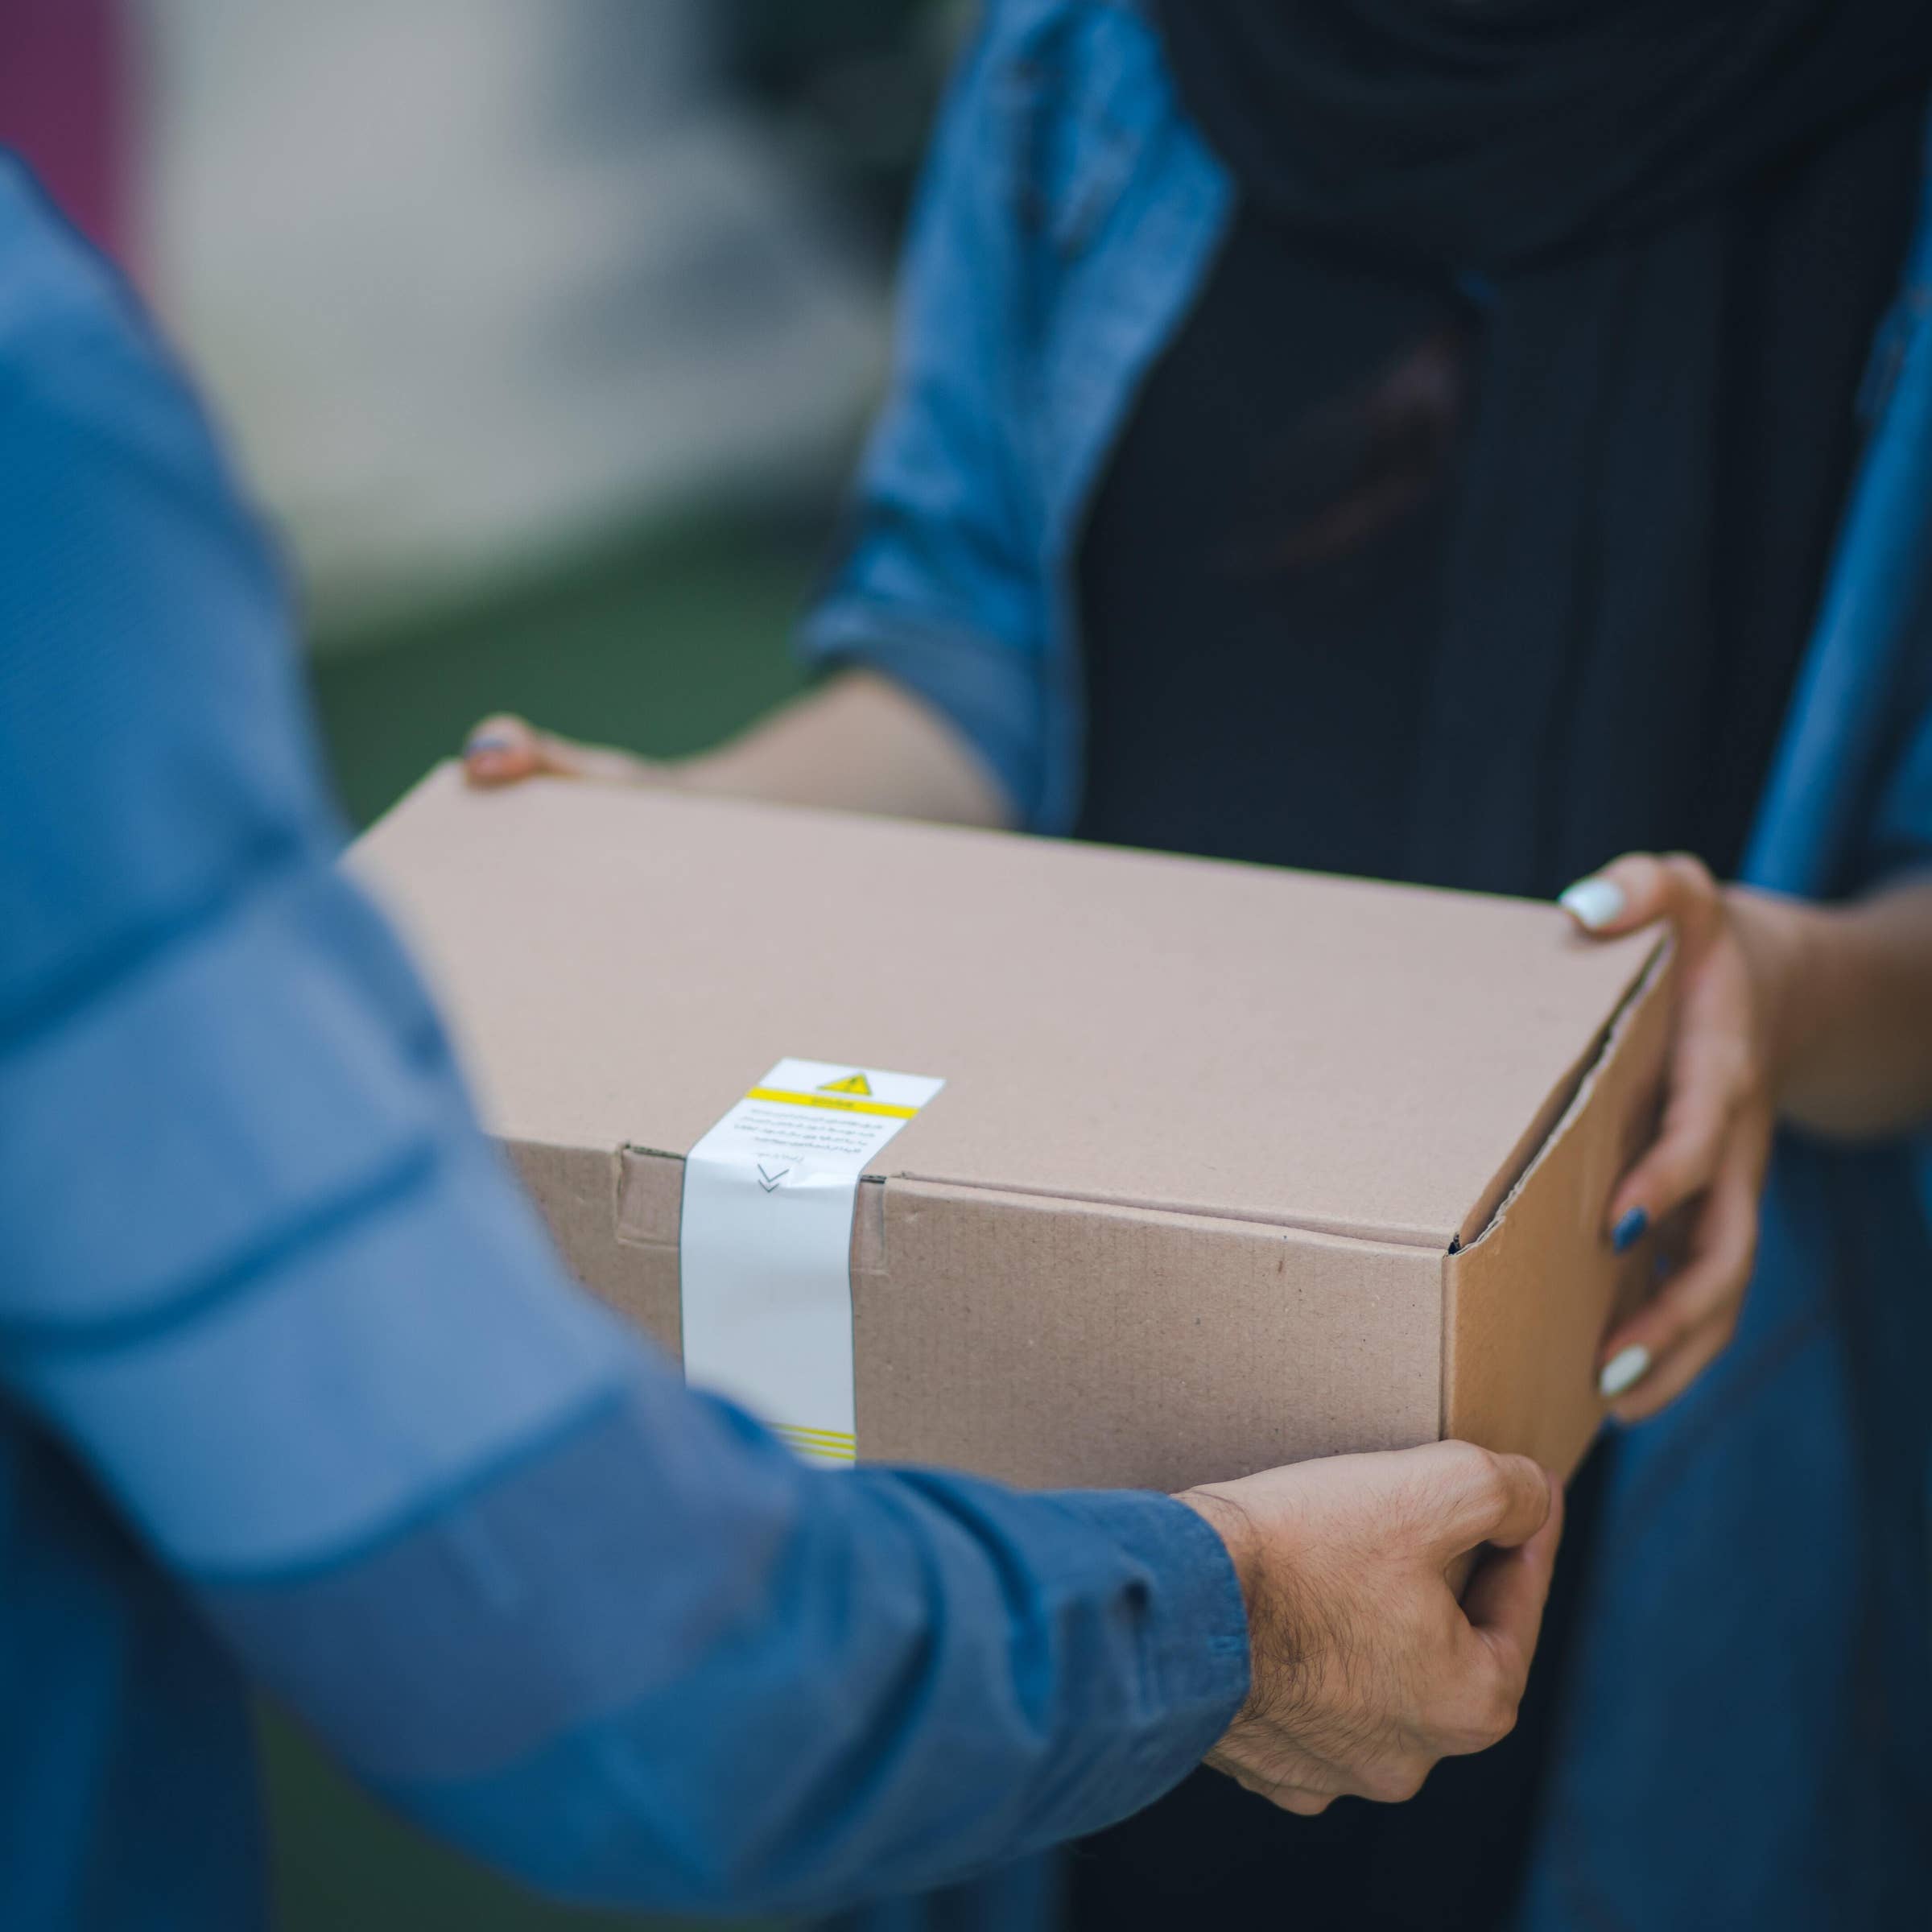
[675,671,1013,829]
[1740,873,1932,1141]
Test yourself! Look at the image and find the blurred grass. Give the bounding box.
[279,511,815,1932]
[311,515,816,830]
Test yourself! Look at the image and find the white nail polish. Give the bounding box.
[1598,1344,1652,1399]
[1559,877,1627,931]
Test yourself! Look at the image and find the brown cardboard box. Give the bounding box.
[352,766,1672,1490]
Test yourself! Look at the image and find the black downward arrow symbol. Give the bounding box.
[757,1162,791,1192]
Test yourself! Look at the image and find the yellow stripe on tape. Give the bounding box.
[745,1087,920,1121]
[775,1424,857,1459]
[778,1424,857,1449]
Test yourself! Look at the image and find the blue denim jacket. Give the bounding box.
[803,5,1932,1927]
[0,154,1249,1929]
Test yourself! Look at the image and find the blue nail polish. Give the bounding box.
[1612,1207,1649,1254]
[467,733,513,755]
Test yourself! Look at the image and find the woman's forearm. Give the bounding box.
[1740,873,1932,1141]
[466,671,1012,828]
[675,671,1013,828]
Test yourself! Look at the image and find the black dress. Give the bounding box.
[1063,90,1920,1923]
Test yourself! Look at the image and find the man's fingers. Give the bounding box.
[1462,1478,1564,1631]
[1203,1443,1567,1818]
[1421,1443,1554,1558]
[1205,1748,1339,1814]
[1459,1481,1564,1715]
[1273,1788,1337,1817]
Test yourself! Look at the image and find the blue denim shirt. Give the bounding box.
[800,5,1932,1929]
[0,156,1250,1929]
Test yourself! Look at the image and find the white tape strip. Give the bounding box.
[679,1058,943,1464]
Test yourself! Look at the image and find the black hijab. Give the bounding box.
[1147,0,1932,894]
[1161,0,1932,270]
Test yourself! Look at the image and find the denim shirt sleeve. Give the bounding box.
[797,8,1055,824]
[0,165,1249,1918]
[1744,114,1932,902]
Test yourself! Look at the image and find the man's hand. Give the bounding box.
[1178,1441,1561,1815]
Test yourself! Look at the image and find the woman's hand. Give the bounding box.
[1558,853,1806,1422]
[459,675,1014,828]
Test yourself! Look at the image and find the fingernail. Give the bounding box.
[1599,1344,1652,1399]
[1612,1206,1649,1254]
[466,733,514,758]
[1558,876,1627,931]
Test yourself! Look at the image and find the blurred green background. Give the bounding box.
[312,514,816,828]
[284,510,818,1931]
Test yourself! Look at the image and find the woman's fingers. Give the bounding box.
[1558,851,1724,947]
[1563,849,1761,1241]
[1561,849,1775,1418]
[464,714,554,786]
[1606,1013,1752,1235]
[463,714,658,788]
[1597,1128,1765,1418]
[1604,1308,1736,1423]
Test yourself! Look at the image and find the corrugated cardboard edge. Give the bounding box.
[1451,936,1670,1252]
[874,1170,1453,1252]
[599,1160,1442,1492]
[1443,939,1678,1478]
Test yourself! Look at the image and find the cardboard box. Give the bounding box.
[352,766,1672,1490]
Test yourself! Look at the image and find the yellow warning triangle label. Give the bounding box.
[819,1072,873,1096]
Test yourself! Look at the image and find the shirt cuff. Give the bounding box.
[1044,1486,1251,1786]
